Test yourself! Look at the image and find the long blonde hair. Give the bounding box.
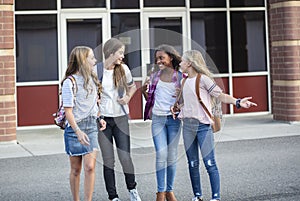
[183,50,222,114]
[182,50,213,79]
[62,46,101,95]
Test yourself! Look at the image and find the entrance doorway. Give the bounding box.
[141,12,188,76]
[60,13,108,75]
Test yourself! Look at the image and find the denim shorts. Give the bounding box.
[64,116,99,156]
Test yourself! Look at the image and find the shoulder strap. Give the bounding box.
[195,73,213,119]
[96,62,104,83]
[67,75,76,95]
[174,77,187,106]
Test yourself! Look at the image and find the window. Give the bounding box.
[230,0,264,7]
[144,0,185,7]
[67,19,102,61]
[191,12,228,73]
[16,15,58,82]
[15,0,56,10]
[111,0,139,9]
[111,13,141,77]
[231,11,267,72]
[190,0,226,8]
[61,0,105,8]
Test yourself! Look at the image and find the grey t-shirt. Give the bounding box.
[62,74,98,123]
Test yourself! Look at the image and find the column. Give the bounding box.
[0,0,16,142]
[269,0,300,122]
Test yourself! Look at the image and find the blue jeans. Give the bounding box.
[183,118,220,200]
[152,114,181,192]
[64,116,99,156]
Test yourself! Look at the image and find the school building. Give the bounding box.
[0,0,299,142]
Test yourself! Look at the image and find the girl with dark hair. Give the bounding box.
[142,44,184,201]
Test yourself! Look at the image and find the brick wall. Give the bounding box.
[268,0,300,122]
[0,0,16,142]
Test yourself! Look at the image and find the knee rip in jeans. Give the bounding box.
[207,159,212,166]
[189,160,199,168]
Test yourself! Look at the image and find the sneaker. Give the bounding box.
[111,198,122,201]
[129,188,141,201]
[210,200,220,201]
[192,197,203,201]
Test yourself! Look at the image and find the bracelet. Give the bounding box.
[74,126,80,133]
[236,98,241,109]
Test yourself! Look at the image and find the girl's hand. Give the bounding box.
[99,119,106,131]
[240,97,257,108]
[142,78,149,91]
[77,130,90,146]
[170,104,180,119]
[117,95,130,105]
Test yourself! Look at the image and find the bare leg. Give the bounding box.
[69,156,83,201]
[83,151,97,201]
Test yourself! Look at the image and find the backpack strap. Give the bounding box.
[173,76,187,109]
[195,73,213,119]
[67,75,77,96]
[96,62,104,83]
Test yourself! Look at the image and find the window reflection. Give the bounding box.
[16,15,58,82]
[15,0,56,10]
[230,0,264,7]
[111,0,139,9]
[231,11,266,72]
[190,0,225,8]
[67,19,102,61]
[111,13,141,77]
[61,0,105,8]
[191,12,228,73]
[144,0,185,7]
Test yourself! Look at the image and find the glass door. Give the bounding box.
[60,13,108,77]
[141,12,188,76]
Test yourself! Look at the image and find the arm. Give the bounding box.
[141,77,150,100]
[217,93,257,108]
[118,83,137,105]
[65,107,90,145]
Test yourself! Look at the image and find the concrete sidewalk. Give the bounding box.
[0,114,299,159]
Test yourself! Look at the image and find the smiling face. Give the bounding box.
[179,57,190,73]
[86,49,97,70]
[111,46,125,65]
[155,50,173,70]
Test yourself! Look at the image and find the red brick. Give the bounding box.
[0,134,16,141]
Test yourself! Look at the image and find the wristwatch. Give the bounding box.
[236,98,241,109]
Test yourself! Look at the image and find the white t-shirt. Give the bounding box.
[178,75,222,124]
[152,79,177,116]
[99,64,134,117]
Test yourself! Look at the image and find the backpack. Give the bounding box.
[53,75,76,130]
[174,74,222,133]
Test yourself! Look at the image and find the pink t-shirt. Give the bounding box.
[178,74,222,124]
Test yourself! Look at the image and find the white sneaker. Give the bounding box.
[192,197,203,201]
[111,198,122,201]
[210,199,220,201]
[129,188,141,201]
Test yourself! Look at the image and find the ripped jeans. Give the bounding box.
[183,118,220,200]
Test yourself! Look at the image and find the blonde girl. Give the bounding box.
[175,50,257,201]
[62,46,106,201]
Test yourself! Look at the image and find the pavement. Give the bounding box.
[1,114,300,201]
[0,114,299,159]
